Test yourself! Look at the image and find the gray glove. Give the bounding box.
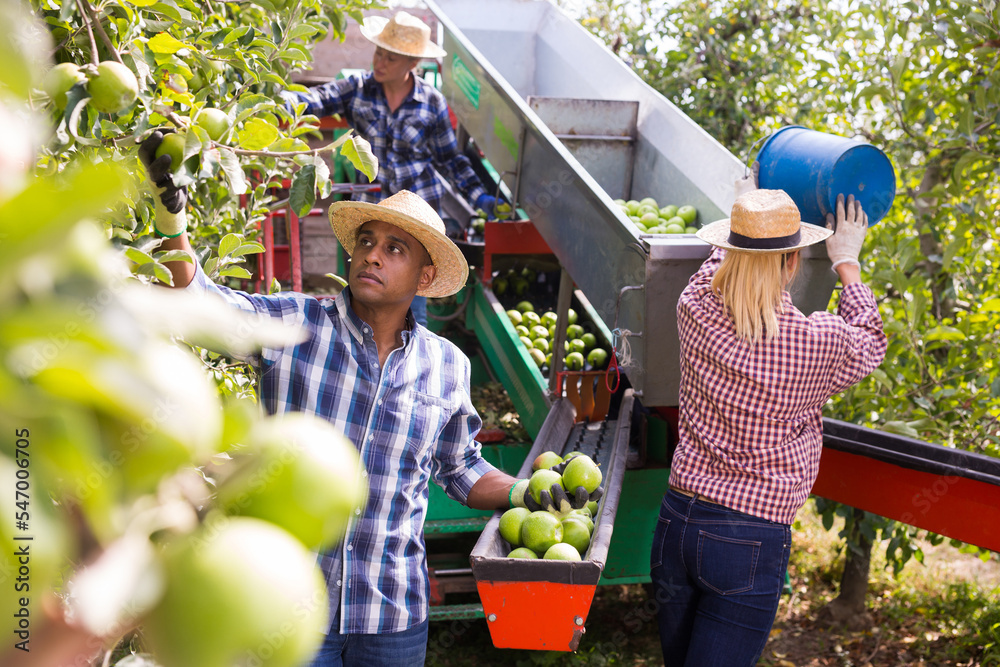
[825,193,868,271]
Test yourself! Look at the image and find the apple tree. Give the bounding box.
[566,0,1000,630]
[0,0,375,665]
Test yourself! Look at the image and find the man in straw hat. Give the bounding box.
[649,178,887,666]
[282,10,500,327]
[140,152,533,662]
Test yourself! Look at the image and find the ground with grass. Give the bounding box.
[426,502,1000,666]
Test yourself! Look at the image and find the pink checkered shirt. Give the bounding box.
[669,247,887,524]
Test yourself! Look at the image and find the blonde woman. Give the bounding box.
[650,185,887,665]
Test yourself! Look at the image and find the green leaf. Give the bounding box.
[219,233,241,259]
[0,163,128,267]
[234,95,276,125]
[951,149,981,180]
[125,247,154,265]
[218,147,248,196]
[982,298,1000,312]
[148,32,189,54]
[341,134,378,182]
[155,250,195,264]
[219,265,252,279]
[237,117,279,151]
[924,326,966,342]
[232,242,265,257]
[881,421,921,439]
[289,165,317,218]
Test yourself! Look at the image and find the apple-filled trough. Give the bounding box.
[469,390,634,651]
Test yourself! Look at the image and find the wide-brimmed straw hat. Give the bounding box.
[328,190,469,298]
[359,11,447,59]
[697,189,832,253]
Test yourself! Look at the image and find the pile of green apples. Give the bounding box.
[506,301,609,373]
[499,451,602,561]
[615,197,699,234]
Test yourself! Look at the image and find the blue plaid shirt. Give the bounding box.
[284,72,487,213]
[187,264,496,633]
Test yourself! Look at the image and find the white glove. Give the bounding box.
[825,194,868,272]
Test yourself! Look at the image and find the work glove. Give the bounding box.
[138,129,188,238]
[474,193,498,219]
[509,478,604,516]
[824,193,868,272]
[734,162,759,199]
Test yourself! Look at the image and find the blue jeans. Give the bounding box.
[410,296,428,327]
[309,612,429,667]
[650,490,790,667]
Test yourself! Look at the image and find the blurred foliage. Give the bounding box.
[566,0,1000,576]
[0,0,380,663]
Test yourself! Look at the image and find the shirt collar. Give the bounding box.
[363,70,427,107]
[336,287,421,345]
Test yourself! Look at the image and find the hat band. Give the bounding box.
[727,229,801,250]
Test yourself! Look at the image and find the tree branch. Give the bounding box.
[80,0,124,65]
[74,0,101,67]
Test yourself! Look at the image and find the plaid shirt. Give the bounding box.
[284,72,487,213]
[187,264,495,633]
[670,247,886,524]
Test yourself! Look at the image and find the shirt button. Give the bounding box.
[362,470,368,478]
[346,544,353,551]
[378,399,383,405]
[368,434,374,441]
[355,508,361,515]
[371,361,377,368]
[336,579,342,587]
[363,327,370,334]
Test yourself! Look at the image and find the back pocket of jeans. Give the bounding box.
[696,532,760,595]
[649,516,671,570]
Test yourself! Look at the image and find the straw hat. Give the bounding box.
[328,190,469,298]
[359,11,447,59]
[697,189,832,253]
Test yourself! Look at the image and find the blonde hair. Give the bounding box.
[712,251,799,345]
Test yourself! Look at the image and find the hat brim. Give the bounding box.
[696,218,833,253]
[359,17,448,59]
[328,200,469,298]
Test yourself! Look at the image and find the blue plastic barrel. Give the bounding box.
[755,126,896,227]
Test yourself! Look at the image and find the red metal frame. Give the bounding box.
[482,221,552,282]
[477,581,596,651]
[812,447,1000,552]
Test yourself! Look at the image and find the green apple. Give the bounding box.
[529,324,550,340]
[88,61,138,114]
[568,338,587,356]
[507,309,523,326]
[528,468,564,504]
[561,517,592,554]
[521,511,563,555]
[516,300,535,313]
[532,337,550,353]
[659,204,678,219]
[677,205,698,225]
[499,507,531,547]
[567,308,578,325]
[541,311,559,328]
[665,224,685,234]
[685,226,698,234]
[566,324,585,340]
[521,311,541,328]
[520,335,534,349]
[215,413,367,551]
[580,333,597,351]
[532,451,563,471]
[562,454,602,495]
[44,62,86,108]
[626,200,640,215]
[640,212,659,226]
[195,108,231,141]
[639,196,658,208]
[587,500,599,516]
[587,348,609,369]
[564,351,585,371]
[494,276,509,295]
[143,518,327,667]
[508,547,538,559]
[568,509,595,533]
[515,325,530,339]
[154,132,187,172]
[543,543,581,561]
[528,347,546,367]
